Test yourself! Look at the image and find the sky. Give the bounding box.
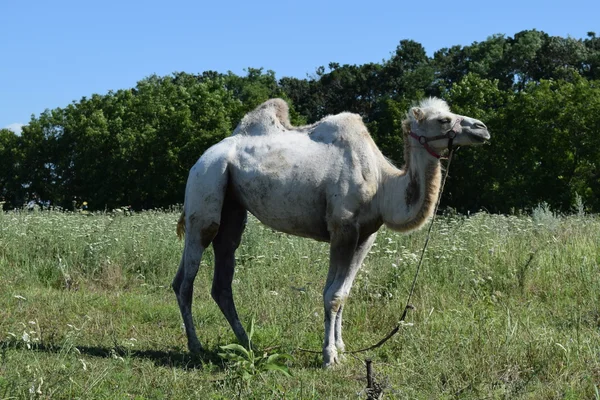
[1,0,598,133]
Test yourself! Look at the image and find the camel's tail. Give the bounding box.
[176,211,185,240]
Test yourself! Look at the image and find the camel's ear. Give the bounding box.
[411,107,426,122]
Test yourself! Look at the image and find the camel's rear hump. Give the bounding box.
[232,99,293,136]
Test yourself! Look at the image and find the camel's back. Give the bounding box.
[229,98,392,185]
[233,98,377,148]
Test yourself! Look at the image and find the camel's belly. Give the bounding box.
[251,211,331,242]
[234,179,330,241]
[228,165,330,241]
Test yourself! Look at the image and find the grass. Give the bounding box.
[0,208,599,399]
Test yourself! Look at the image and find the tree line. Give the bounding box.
[1,29,599,213]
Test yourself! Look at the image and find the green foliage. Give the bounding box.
[532,202,560,231]
[3,30,600,213]
[0,128,22,205]
[218,318,292,385]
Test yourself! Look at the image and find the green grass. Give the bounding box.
[0,209,599,399]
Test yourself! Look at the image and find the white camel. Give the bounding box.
[173,97,490,367]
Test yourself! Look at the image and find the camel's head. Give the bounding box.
[405,98,490,158]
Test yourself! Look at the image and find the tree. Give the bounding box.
[381,39,434,100]
[583,31,600,80]
[0,128,23,206]
[444,73,512,212]
[4,31,600,213]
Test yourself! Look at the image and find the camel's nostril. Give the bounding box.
[473,122,487,130]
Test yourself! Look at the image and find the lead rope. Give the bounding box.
[297,147,456,355]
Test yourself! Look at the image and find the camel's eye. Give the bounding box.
[438,118,451,124]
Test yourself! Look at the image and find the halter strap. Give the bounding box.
[409,117,462,159]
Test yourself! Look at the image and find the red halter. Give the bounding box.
[409,117,463,159]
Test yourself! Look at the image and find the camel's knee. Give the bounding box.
[181,224,212,272]
[211,251,237,306]
[210,284,231,303]
[172,274,186,296]
[172,277,181,295]
[216,229,245,251]
[172,258,185,294]
[199,221,220,248]
[183,209,221,249]
[329,298,346,315]
[176,243,206,298]
[324,288,348,315]
[211,263,234,302]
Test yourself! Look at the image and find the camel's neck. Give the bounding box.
[378,141,442,232]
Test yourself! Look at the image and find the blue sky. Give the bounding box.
[1,0,598,133]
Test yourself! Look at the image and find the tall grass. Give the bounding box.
[0,209,599,398]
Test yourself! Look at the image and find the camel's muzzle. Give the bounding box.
[466,129,490,144]
[461,119,490,144]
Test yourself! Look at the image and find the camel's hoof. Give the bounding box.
[322,357,341,369]
[322,347,343,368]
[188,340,203,355]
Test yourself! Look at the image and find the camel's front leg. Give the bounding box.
[332,232,377,355]
[323,225,375,367]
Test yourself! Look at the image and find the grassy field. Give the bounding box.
[0,208,599,399]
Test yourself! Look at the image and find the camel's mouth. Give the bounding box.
[467,130,490,144]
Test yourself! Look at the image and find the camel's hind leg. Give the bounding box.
[173,154,229,353]
[173,217,220,353]
[211,196,249,346]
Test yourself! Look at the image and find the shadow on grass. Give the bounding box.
[0,340,224,370]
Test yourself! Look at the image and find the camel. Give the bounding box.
[173,97,490,367]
